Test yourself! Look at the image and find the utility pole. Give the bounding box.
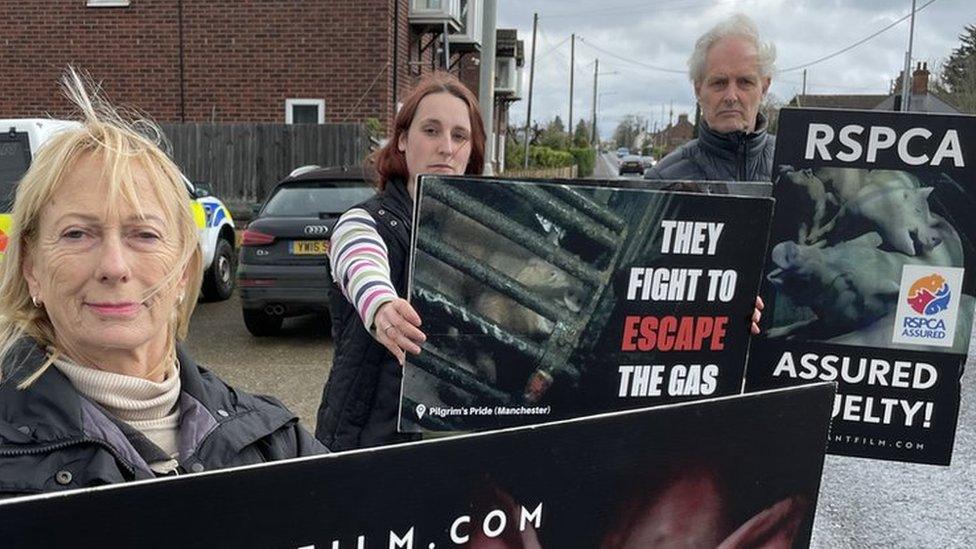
[591,58,599,147]
[802,69,807,97]
[478,0,497,174]
[900,0,918,112]
[523,12,538,168]
[568,33,575,142]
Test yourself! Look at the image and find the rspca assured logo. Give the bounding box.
[893,265,965,348]
[907,274,950,315]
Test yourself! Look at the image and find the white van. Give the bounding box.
[0,118,237,301]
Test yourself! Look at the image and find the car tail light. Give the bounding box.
[241,229,275,246]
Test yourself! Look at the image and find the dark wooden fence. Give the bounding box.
[160,123,368,205]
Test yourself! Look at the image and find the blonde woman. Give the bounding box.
[0,71,325,497]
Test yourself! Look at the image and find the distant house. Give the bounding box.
[787,94,889,110]
[787,62,960,114]
[874,63,960,114]
[647,113,695,156]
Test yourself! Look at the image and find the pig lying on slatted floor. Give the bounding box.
[796,168,943,256]
[766,210,964,343]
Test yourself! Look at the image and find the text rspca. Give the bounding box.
[804,124,963,167]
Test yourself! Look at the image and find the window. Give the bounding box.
[451,0,483,46]
[87,0,131,7]
[458,0,469,34]
[285,99,325,124]
[495,57,516,92]
[263,184,376,217]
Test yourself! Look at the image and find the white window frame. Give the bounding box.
[495,57,517,93]
[285,99,326,124]
[452,0,483,46]
[87,0,131,7]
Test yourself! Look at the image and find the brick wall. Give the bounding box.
[181,1,394,125]
[1,1,473,131]
[1,1,182,119]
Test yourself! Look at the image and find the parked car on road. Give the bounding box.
[0,118,236,301]
[238,166,375,336]
[618,155,645,176]
[616,147,630,158]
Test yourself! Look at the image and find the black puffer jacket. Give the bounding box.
[315,179,418,451]
[645,114,775,182]
[0,339,326,497]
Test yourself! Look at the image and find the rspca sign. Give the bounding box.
[893,265,965,347]
[747,107,976,465]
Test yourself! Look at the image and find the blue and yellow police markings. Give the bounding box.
[198,199,233,229]
[190,201,206,230]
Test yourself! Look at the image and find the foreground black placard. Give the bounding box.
[746,107,976,465]
[0,384,833,548]
[399,176,773,433]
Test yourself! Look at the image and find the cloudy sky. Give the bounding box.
[496,0,974,140]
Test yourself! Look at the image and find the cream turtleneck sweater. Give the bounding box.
[53,357,182,475]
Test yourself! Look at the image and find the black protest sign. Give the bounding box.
[746,107,976,465]
[400,176,773,433]
[0,384,835,549]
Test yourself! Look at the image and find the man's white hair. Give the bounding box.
[687,13,776,85]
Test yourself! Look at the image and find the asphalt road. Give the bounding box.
[184,292,332,431]
[812,327,975,548]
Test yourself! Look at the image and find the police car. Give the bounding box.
[0,118,237,301]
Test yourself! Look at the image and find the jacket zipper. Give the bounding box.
[736,135,746,181]
[0,437,138,476]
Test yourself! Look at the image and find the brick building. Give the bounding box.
[1,0,521,146]
[646,113,695,155]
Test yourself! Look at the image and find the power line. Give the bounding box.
[536,23,572,68]
[534,33,571,62]
[577,36,687,75]
[338,62,390,123]
[547,0,940,80]
[545,0,730,19]
[780,0,939,72]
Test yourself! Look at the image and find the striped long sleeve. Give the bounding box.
[329,208,398,332]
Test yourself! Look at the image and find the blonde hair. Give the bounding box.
[0,68,202,388]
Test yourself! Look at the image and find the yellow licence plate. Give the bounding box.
[291,240,330,255]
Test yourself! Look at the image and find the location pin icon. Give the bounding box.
[416,404,427,419]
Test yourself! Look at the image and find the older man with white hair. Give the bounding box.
[646,14,776,182]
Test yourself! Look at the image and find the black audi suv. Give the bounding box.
[238,166,375,336]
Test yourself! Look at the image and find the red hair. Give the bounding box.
[372,72,486,191]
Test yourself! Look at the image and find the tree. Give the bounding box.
[613,114,646,150]
[934,25,976,114]
[539,116,569,149]
[573,118,591,148]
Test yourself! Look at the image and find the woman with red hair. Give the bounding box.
[316,72,486,450]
